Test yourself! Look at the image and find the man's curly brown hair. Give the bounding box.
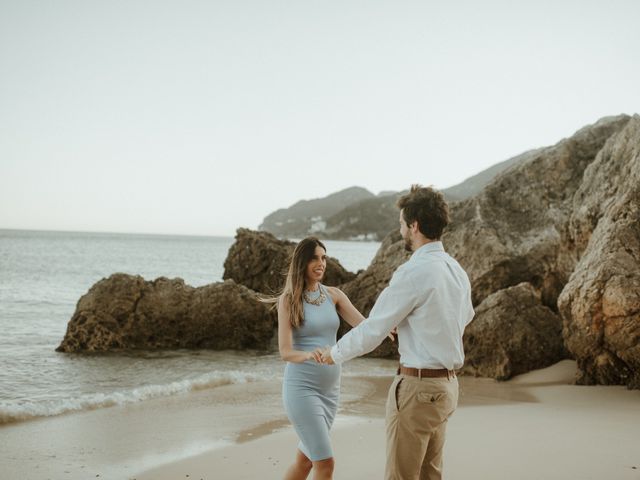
[396,184,450,240]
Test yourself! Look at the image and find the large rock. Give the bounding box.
[341,230,410,316]
[444,115,632,309]
[462,283,567,380]
[56,274,275,352]
[447,114,639,387]
[558,116,640,388]
[222,228,356,295]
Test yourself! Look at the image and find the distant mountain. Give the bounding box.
[259,150,540,240]
[258,186,374,238]
[324,193,400,240]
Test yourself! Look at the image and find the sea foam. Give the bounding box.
[0,369,262,425]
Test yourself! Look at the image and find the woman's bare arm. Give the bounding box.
[328,287,364,328]
[277,296,323,363]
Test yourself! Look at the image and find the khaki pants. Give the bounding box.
[384,374,459,480]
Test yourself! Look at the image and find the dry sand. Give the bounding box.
[135,361,640,480]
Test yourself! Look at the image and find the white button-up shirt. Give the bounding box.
[331,241,474,370]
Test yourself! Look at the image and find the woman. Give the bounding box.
[275,237,367,480]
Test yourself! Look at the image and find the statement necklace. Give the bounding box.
[303,286,326,306]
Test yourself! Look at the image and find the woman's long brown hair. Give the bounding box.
[262,237,326,328]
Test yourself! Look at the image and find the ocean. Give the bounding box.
[0,229,386,425]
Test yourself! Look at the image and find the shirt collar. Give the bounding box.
[412,241,444,258]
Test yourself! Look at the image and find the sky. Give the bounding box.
[1,0,639,237]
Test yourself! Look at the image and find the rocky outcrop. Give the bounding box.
[341,230,410,317]
[334,115,623,363]
[57,230,356,354]
[330,117,629,348]
[444,115,632,310]
[462,283,567,380]
[558,117,640,388]
[332,114,639,386]
[56,274,276,352]
[446,114,639,385]
[223,228,356,295]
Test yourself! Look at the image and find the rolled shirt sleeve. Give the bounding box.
[330,266,418,364]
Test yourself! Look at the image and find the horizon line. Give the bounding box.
[0,226,239,239]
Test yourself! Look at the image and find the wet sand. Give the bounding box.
[0,372,390,480]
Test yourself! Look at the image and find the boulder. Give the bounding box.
[558,115,640,388]
[462,283,567,380]
[56,273,275,352]
[222,228,356,295]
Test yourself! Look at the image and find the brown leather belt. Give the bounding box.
[397,365,456,379]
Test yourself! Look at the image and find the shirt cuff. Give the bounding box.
[330,344,344,365]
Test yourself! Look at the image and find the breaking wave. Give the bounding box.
[0,369,261,425]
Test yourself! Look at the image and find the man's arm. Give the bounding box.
[326,268,420,364]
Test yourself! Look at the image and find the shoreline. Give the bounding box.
[0,372,394,480]
[3,361,640,480]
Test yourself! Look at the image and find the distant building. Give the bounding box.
[309,216,326,233]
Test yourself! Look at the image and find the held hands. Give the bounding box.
[308,348,324,363]
[307,346,334,364]
[308,329,395,364]
[320,346,334,365]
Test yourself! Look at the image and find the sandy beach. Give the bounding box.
[0,364,392,480]
[134,360,640,480]
[3,360,639,480]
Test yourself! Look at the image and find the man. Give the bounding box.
[322,184,474,480]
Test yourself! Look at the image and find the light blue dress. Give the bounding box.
[282,284,341,461]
